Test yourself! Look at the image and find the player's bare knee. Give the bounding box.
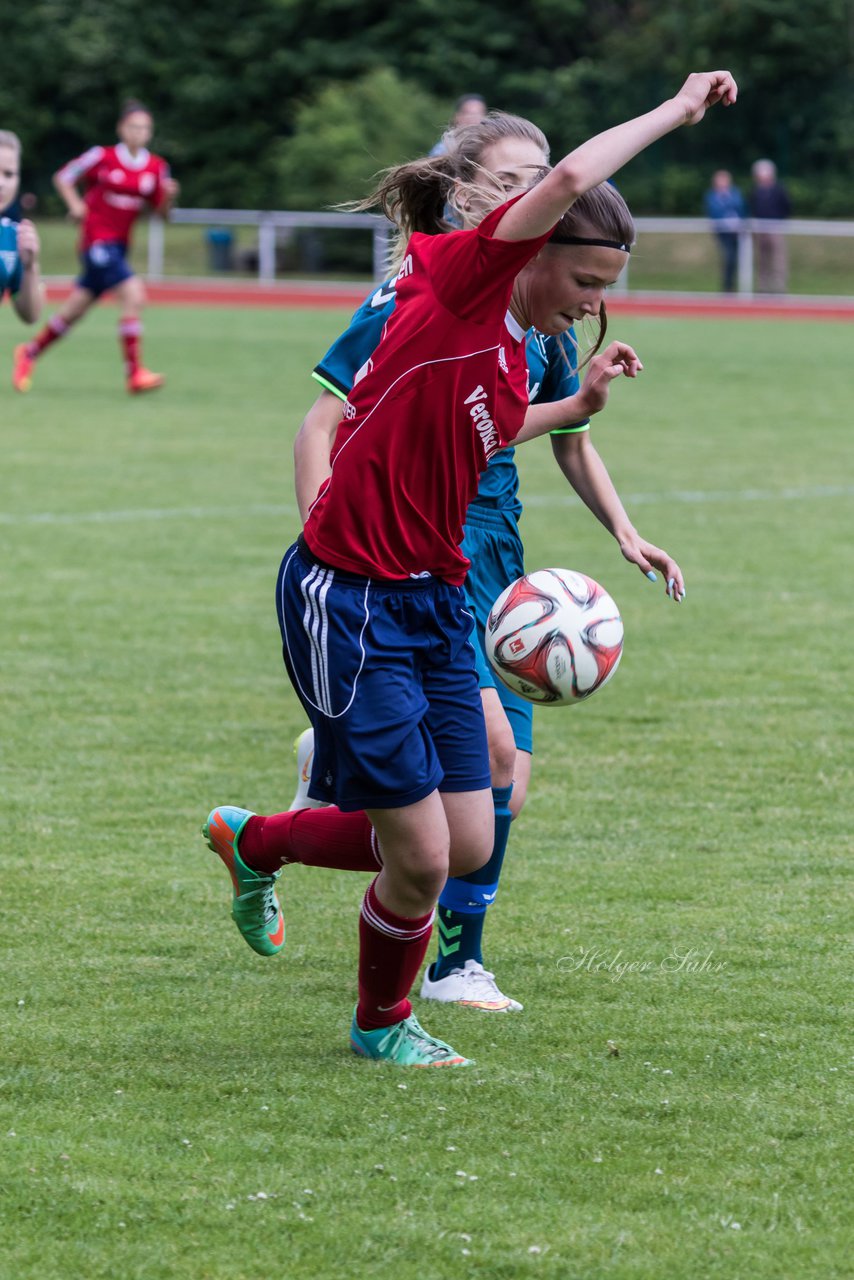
[449,828,493,877]
[387,857,448,910]
[489,739,516,790]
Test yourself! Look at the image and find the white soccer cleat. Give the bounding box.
[419,959,523,1012]
[288,727,329,812]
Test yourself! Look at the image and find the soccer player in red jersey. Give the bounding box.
[13,101,178,395]
[204,71,737,1067]
[289,112,687,1016]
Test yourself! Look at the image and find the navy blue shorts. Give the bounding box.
[76,241,134,298]
[277,540,492,812]
[461,508,534,755]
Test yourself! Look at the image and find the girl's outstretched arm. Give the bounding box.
[495,71,737,242]
[551,433,686,601]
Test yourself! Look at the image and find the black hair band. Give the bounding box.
[549,233,632,253]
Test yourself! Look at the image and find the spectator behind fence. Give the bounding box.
[750,158,791,293]
[430,95,488,156]
[704,169,746,292]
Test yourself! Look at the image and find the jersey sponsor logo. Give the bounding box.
[104,192,144,210]
[342,399,356,420]
[463,385,500,459]
[139,172,156,197]
[370,284,396,308]
[395,254,413,281]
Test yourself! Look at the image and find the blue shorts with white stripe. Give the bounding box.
[276,539,491,812]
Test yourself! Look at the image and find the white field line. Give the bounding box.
[0,485,852,528]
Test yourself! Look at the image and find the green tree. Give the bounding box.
[1,0,852,216]
[274,67,442,209]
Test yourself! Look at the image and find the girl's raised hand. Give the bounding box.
[675,71,738,126]
[577,340,643,417]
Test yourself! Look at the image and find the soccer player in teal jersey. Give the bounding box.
[291,113,685,1014]
[0,131,42,324]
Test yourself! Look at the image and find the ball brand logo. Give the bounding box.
[509,637,525,654]
[463,384,499,459]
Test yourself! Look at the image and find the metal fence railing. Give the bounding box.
[146,208,392,284]
[146,210,854,297]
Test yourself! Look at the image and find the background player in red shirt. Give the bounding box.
[203,71,737,1069]
[13,101,178,395]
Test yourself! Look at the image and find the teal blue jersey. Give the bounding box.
[312,277,589,528]
[0,217,23,301]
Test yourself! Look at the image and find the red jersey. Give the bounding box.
[56,143,170,250]
[303,201,554,585]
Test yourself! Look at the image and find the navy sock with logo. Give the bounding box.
[431,783,513,981]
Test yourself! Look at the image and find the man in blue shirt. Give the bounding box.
[703,169,746,292]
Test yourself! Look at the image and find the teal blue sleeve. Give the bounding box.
[539,331,590,435]
[312,280,397,400]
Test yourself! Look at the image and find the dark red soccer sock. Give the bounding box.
[119,316,142,377]
[27,314,70,358]
[356,879,434,1030]
[238,807,381,875]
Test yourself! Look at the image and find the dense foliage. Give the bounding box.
[2,0,852,214]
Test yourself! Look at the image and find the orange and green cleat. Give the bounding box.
[13,343,35,393]
[350,1010,472,1067]
[127,367,165,394]
[203,805,285,957]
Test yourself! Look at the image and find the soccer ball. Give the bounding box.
[485,568,623,706]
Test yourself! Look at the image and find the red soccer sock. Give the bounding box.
[237,807,381,875]
[356,878,434,1030]
[119,315,142,377]
[27,315,70,358]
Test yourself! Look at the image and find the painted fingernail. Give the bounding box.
[646,571,657,582]
[667,577,675,594]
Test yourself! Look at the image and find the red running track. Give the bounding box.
[43,279,854,321]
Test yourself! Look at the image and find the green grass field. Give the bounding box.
[1,302,852,1280]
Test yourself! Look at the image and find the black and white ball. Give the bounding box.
[485,568,623,706]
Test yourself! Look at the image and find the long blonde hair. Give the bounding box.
[350,112,549,268]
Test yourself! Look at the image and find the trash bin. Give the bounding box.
[206,228,234,272]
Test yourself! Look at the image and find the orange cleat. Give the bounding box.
[12,343,35,393]
[127,367,165,395]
